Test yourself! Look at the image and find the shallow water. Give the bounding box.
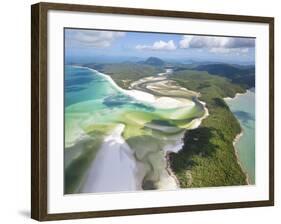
[64,65,207,194]
[225,89,255,184]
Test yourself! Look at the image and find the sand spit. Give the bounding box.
[81,124,142,193]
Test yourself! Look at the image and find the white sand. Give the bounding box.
[87,67,160,104]
[223,90,249,102]
[81,124,181,193]
[81,124,142,193]
[153,97,195,109]
[156,168,179,190]
[163,136,185,153]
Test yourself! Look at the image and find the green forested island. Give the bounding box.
[83,57,254,188]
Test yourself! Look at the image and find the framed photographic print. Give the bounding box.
[31,2,274,221]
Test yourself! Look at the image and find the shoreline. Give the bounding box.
[165,97,210,187]
[85,66,156,104]
[232,131,250,185]
[223,89,251,101]
[224,90,252,185]
[165,152,180,188]
[85,66,195,110]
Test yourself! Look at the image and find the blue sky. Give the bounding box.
[65,28,255,64]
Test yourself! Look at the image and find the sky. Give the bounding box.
[65,28,255,64]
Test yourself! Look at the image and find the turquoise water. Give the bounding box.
[225,89,255,184]
[65,65,119,106]
[64,65,207,193]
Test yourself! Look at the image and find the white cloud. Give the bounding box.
[136,40,177,51]
[179,36,194,49]
[210,47,249,54]
[67,30,125,48]
[179,35,254,54]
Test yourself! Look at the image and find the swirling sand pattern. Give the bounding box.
[64,66,208,194]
